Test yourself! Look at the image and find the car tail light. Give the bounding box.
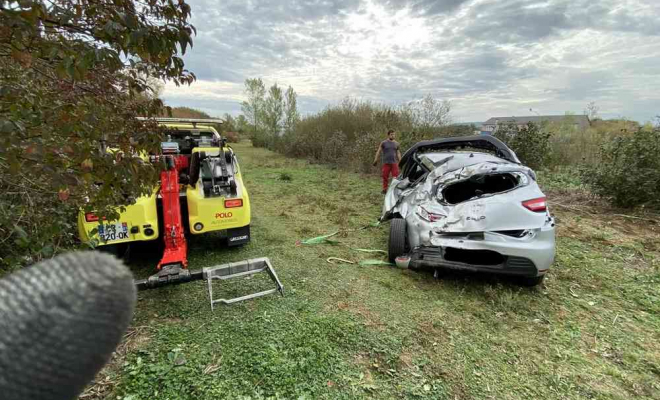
[85,212,99,222]
[522,197,547,212]
[224,199,243,208]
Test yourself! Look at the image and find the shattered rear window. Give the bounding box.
[438,172,528,204]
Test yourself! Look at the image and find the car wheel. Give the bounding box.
[388,218,407,263]
[518,274,545,287]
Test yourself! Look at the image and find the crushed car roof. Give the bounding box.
[399,135,521,167]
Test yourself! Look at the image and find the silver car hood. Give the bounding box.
[382,159,548,233]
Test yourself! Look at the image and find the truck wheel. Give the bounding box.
[388,218,407,263]
[227,225,250,247]
[189,152,200,187]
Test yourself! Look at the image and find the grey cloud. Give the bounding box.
[377,0,471,15]
[544,70,617,102]
[454,0,660,46]
[459,1,570,43]
[567,3,660,36]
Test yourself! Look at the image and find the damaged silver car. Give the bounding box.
[382,135,555,286]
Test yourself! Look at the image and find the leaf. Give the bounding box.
[13,225,28,239]
[173,352,186,365]
[40,245,54,257]
[58,188,70,201]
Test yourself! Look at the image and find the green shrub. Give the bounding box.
[271,98,466,172]
[544,118,641,169]
[582,129,660,208]
[493,122,551,169]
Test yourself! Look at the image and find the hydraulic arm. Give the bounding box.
[157,155,189,270]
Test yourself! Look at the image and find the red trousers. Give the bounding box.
[381,163,399,191]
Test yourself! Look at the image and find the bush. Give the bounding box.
[271,97,462,172]
[493,122,551,169]
[582,129,660,208]
[224,131,240,143]
[544,118,642,169]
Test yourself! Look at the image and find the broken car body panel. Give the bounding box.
[382,135,555,278]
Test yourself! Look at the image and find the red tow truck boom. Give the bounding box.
[157,154,189,270]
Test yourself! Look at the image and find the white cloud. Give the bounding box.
[162,0,660,122]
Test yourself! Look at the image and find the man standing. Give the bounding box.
[373,129,402,194]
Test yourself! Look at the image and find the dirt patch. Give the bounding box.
[397,350,414,371]
[553,200,660,267]
[79,325,151,400]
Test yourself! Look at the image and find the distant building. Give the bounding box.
[481,115,590,133]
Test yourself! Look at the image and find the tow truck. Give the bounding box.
[77,118,283,308]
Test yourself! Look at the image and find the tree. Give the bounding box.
[284,85,300,134]
[0,0,195,269]
[493,122,551,169]
[400,94,451,136]
[241,78,266,131]
[235,115,249,133]
[222,113,235,133]
[584,101,600,120]
[263,83,284,135]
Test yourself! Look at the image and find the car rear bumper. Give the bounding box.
[409,225,555,277]
[77,193,160,246]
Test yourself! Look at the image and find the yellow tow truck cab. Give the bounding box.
[77,118,251,255]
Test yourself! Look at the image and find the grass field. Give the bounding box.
[83,142,660,400]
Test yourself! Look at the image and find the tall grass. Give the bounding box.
[260,98,474,172]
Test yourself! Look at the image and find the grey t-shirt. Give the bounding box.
[380,139,400,164]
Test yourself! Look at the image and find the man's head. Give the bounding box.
[387,129,395,140]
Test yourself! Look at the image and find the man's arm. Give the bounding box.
[396,143,402,163]
[372,143,382,166]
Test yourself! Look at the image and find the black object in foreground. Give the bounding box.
[0,252,136,400]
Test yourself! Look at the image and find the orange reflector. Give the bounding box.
[224,199,243,208]
[85,212,99,222]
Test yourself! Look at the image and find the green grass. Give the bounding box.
[86,142,660,400]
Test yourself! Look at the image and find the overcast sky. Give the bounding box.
[162,0,660,123]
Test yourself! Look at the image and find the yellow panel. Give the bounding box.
[187,147,251,234]
[77,190,160,246]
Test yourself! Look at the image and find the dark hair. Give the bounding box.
[387,129,395,135]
